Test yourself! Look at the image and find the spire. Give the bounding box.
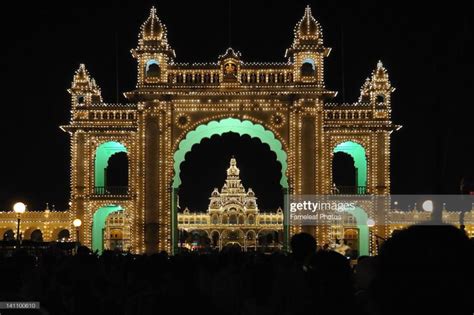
[359,60,395,106]
[227,157,240,177]
[292,5,323,46]
[298,6,321,38]
[286,5,328,60]
[134,7,175,57]
[72,64,92,89]
[369,60,394,93]
[69,64,102,103]
[140,7,164,41]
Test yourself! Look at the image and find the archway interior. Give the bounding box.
[341,206,369,256]
[332,152,357,188]
[173,118,288,188]
[172,118,289,253]
[179,132,283,212]
[94,141,128,188]
[92,205,123,253]
[105,152,129,187]
[333,141,367,189]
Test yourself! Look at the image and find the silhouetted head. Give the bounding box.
[291,232,317,263]
[76,245,91,256]
[372,224,474,315]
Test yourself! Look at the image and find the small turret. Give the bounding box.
[359,60,395,109]
[285,6,330,85]
[68,64,102,107]
[131,7,175,86]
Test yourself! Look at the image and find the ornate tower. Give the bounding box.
[131,7,175,86]
[285,6,331,85]
[359,61,395,111]
[68,64,102,107]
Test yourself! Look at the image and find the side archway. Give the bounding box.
[94,141,128,188]
[92,205,124,253]
[333,141,367,190]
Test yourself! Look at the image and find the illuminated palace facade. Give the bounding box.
[62,5,399,255]
[8,6,472,255]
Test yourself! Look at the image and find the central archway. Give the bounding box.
[173,118,287,188]
[172,117,289,253]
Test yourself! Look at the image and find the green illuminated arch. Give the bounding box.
[172,118,288,188]
[333,141,367,188]
[92,205,123,253]
[172,118,288,253]
[94,141,128,187]
[342,206,369,256]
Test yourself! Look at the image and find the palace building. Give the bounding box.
[178,158,284,251]
[2,6,472,256]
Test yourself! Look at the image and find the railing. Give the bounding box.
[93,186,129,196]
[332,186,367,195]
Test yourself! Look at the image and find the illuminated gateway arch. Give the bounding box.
[61,6,399,254]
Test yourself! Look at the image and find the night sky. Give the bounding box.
[0,0,473,211]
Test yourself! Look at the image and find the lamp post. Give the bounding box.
[13,202,26,246]
[73,218,82,254]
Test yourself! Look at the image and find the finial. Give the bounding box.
[377,60,383,69]
[45,202,49,210]
[150,6,157,16]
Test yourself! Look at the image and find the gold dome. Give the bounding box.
[140,7,164,40]
[296,6,321,39]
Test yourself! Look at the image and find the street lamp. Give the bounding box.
[73,218,82,241]
[73,219,82,254]
[13,202,26,245]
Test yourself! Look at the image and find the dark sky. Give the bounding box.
[0,0,472,211]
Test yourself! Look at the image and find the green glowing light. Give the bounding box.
[92,205,123,253]
[333,141,367,188]
[172,118,288,188]
[171,118,289,253]
[342,206,369,256]
[94,141,127,187]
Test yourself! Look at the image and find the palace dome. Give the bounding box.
[140,7,164,40]
[296,6,321,39]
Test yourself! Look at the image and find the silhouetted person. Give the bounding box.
[290,232,317,266]
[371,224,474,315]
[271,233,318,315]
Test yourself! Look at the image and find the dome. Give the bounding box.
[296,6,321,39]
[227,157,240,177]
[140,7,164,40]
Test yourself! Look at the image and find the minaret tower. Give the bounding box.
[131,6,175,87]
[285,6,331,85]
[68,64,102,108]
[359,61,395,111]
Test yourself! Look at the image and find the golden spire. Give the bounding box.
[140,6,164,40]
[294,5,322,41]
[227,157,240,177]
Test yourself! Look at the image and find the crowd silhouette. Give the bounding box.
[0,224,473,315]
